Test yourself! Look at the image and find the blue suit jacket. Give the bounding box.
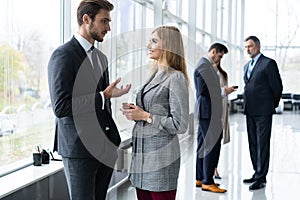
[243,54,283,116]
[48,37,120,164]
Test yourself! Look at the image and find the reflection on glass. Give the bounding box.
[0,0,59,170]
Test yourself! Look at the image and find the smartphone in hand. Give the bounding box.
[122,102,135,109]
[232,86,238,89]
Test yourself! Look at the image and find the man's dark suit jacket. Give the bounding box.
[194,57,222,149]
[194,57,222,125]
[243,54,283,115]
[48,36,121,165]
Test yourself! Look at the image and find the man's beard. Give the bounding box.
[91,31,103,42]
[90,23,104,42]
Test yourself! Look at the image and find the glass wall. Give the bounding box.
[3,0,282,175]
[0,0,60,172]
[1,0,298,180]
[244,0,300,94]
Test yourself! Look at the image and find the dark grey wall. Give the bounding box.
[1,170,69,200]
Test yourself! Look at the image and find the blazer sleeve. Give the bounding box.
[48,47,75,118]
[194,66,210,119]
[266,59,283,107]
[152,72,189,134]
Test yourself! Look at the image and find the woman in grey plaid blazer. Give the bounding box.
[121,26,189,200]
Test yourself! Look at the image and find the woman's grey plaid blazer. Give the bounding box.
[129,69,189,192]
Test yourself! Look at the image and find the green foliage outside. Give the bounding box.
[0,44,34,111]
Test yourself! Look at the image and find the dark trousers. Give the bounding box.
[136,188,177,200]
[246,115,272,182]
[196,119,222,184]
[62,157,113,200]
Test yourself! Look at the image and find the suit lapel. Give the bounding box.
[203,58,219,84]
[249,55,263,78]
[210,64,219,83]
[71,37,103,89]
[142,71,169,95]
[138,71,169,110]
[71,36,87,61]
[245,54,264,82]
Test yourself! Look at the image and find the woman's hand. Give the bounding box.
[224,85,237,95]
[121,103,149,121]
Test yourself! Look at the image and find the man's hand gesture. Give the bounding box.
[104,77,131,99]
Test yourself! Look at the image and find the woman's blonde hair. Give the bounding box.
[150,26,189,84]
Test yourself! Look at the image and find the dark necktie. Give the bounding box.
[90,46,111,114]
[90,46,102,78]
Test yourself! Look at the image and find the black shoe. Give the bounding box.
[214,175,222,179]
[249,181,266,190]
[243,177,256,183]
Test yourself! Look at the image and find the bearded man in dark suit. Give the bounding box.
[194,43,228,193]
[47,1,131,199]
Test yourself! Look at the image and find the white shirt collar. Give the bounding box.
[74,33,93,52]
[252,53,262,63]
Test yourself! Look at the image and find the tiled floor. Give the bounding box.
[112,111,300,200]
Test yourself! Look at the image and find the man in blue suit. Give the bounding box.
[47,0,131,199]
[242,36,282,190]
[194,43,228,193]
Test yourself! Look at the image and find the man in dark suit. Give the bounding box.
[47,0,131,199]
[242,36,282,190]
[194,43,228,193]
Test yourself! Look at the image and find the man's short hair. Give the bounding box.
[208,43,228,54]
[77,0,114,26]
[245,36,260,46]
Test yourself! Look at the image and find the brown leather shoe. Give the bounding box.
[196,180,221,188]
[196,180,202,187]
[202,184,227,193]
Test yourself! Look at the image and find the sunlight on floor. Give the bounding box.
[113,112,300,200]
